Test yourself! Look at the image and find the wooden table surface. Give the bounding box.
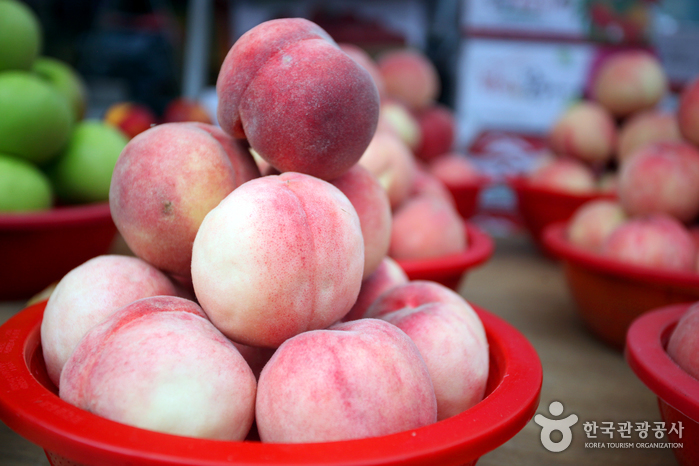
[0,232,680,466]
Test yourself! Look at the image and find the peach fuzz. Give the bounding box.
[338,42,386,99]
[109,122,259,277]
[414,104,456,162]
[330,164,392,278]
[678,76,699,146]
[390,194,466,261]
[364,280,487,346]
[358,130,418,209]
[377,100,422,151]
[40,255,180,387]
[428,152,483,187]
[191,172,364,348]
[378,302,489,420]
[216,18,379,180]
[667,302,699,381]
[601,214,698,271]
[548,101,617,164]
[59,296,257,441]
[591,50,667,118]
[616,110,681,163]
[527,158,597,194]
[617,141,699,223]
[377,48,440,111]
[343,256,409,322]
[255,318,437,443]
[567,199,628,253]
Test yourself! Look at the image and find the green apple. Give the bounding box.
[0,153,53,212]
[0,0,42,72]
[33,56,88,122]
[45,120,128,204]
[0,71,73,165]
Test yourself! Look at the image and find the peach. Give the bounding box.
[377,48,440,111]
[390,195,466,261]
[414,104,456,162]
[109,122,260,277]
[330,164,392,278]
[617,110,681,163]
[377,300,489,420]
[103,102,157,139]
[667,302,699,381]
[601,214,697,271]
[591,50,667,118]
[364,280,487,345]
[428,152,482,187]
[617,141,699,223]
[678,76,699,146]
[60,296,257,440]
[527,158,597,194]
[358,130,418,209]
[343,256,409,322]
[377,99,422,151]
[216,18,380,180]
[191,172,364,348]
[548,101,617,164]
[255,318,437,443]
[567,199,628,252]
[40,255,180,386]
[338,42,386,99]
[161,97,213,124]
[409,166,457,207]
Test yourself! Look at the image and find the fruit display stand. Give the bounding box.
[0,231,677,466]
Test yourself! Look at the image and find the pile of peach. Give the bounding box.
[39,18,490,444]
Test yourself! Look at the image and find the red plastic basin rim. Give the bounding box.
[396,222,495,276]
[507,176,617,202]
[625,303,699,422]
[542,222,699,289]
[0,202,112,229]
[0,300,542,466]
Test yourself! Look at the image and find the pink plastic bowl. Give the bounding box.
[509,176,615,255]
[626,303,699,466]
[396,222,495,290]
[0,203,117,300]
[0,299,542,466]
[543,222,699,350]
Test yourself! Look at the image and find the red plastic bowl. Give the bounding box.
[0,203,117,300]
[626,303,699,466]
[509,176,615,255]
[0,299,542,466]
[444,178,489,220]
[396,222,495,290]
[543,222,699,350]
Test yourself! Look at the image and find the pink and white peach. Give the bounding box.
[191,172,364,348]
[567,200,628,253]
[667,301,699,381]
[548,101,617,164]
[343,256,408,322]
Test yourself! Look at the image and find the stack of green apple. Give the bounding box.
[0,0,128,213]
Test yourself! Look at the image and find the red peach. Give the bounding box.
[591,50,667,117]
[667,302,699,381]
[678,76,699,146]
[161,98,213,124]
[548,101,617,164]
[601,214,697,271]
[60,296,257,440]
[358,130,418,209]
[409,166,457,207]
[567,199,628,252]
[103,102,158,139]
[109,122,259,277]
[414,104,456,162]
[617,110,681,163]
[338,42,386,99]
[216,18,379,180]
[343,256,409,322]
[255,318,437,443]
[527,158,597,194]
[330,164,392,278]
[617,141,699,223]
[40,255,180,386]
[377,48,440,111]
[390,195,466,261]
[428,152,482,187]
[191,172,364,348]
